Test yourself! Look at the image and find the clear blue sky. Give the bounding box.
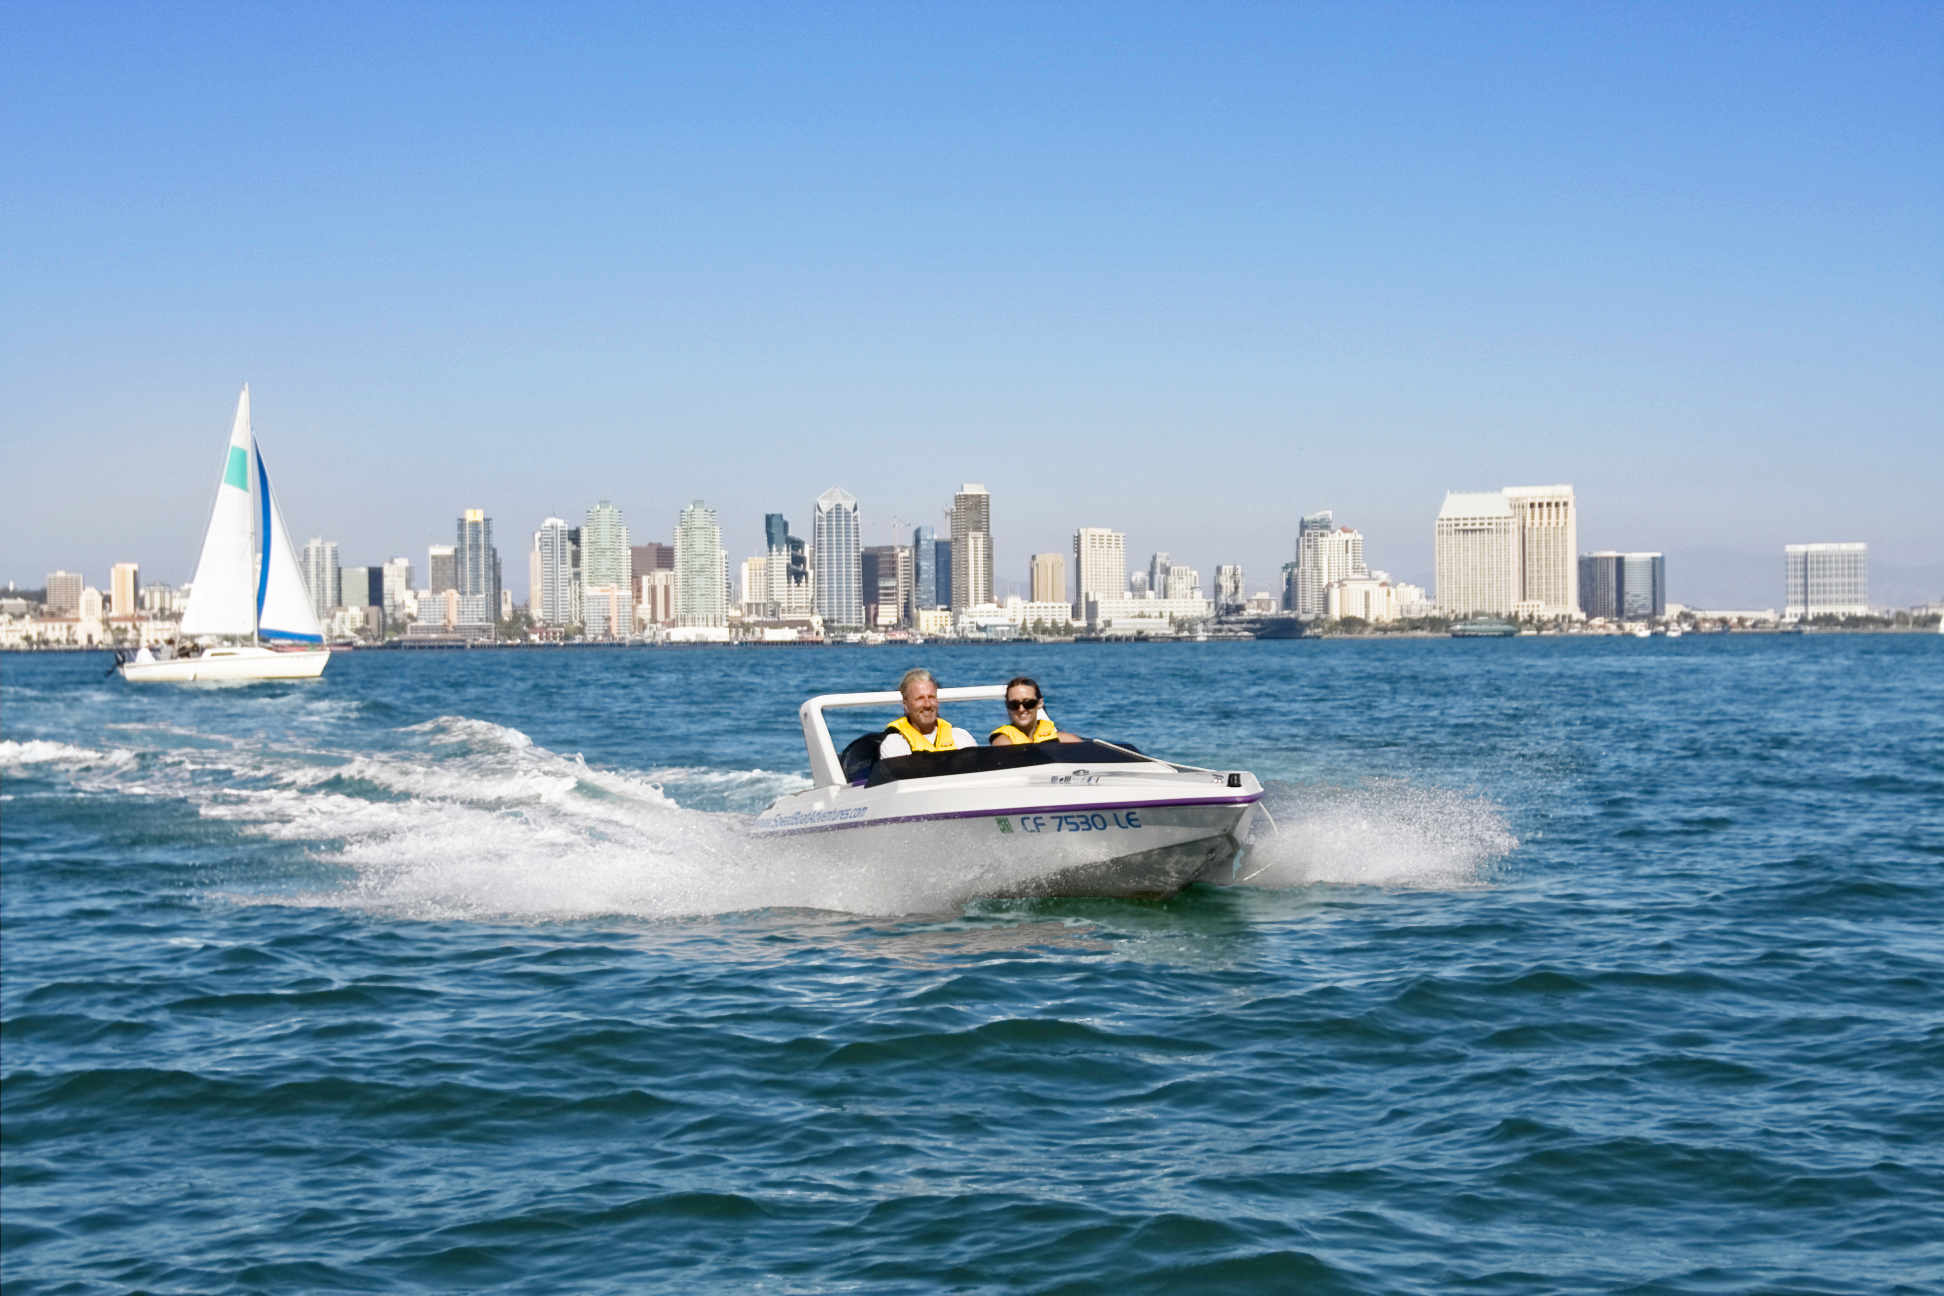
[3,1,1939,603]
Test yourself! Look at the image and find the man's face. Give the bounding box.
[902,679,939,732]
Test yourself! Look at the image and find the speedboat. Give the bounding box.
[752,685,1264,900]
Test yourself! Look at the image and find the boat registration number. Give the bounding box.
[998,811,1140,834]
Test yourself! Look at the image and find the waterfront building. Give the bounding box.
[338,566,381,610]
[1072,527,1127,620]
[760,513,811,617]
[1325,576,1399,623]
[1579,552,1666,621]
[582,585,633,639]
[674,500,728,628]
[381,558,414,625]
[45,570,83,616]
[913,526,939,608]
[1296,515,1365,617]
[1785,543,1868,619]
[862,544,912,627]
[1434,493,1521,616]
[299,539,340,617]
[109,563,140,617]
[582,501,632,592]
[1086,593,1213,634]
[527,543,543,614]
[813,488,862,629]
[453,510,500,628]
[1504,485,1578,616]
[1129,571,1150,597]
[638,569,676,626]
[740,556,768,618]
[535,518,577,626]
[950,485,993,612]
[1166,566,1202,600]
[1031,552,1066,606]
[1214,565,1243,614]
[1149,553,1173,602]
[934,539,952,611]
[427,545,457,595]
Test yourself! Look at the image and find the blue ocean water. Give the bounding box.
[3,638,1940,1294]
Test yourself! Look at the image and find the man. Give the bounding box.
[989,676,1083,745]
[879,668,980,757]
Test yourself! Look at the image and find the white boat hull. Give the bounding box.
[118,646,330,682]
[756,762,1263,900]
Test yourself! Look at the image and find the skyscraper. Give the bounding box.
[862,544,912,627]
[934,539,952,611]
[109,563,140,618]
[760,513,809,616]
[631,542,674,575]
[453,510,500,628]
[1031,553,1066,605]
[912,526,938,609]
[535,518,576,625]
[1297,524,1365,617]
[950,484,992,612]
[582,501,632,591]
[428,546,457,595]
[674,501,728,627]
[813,488,862,629]
[1435,486,1578,617]
[1149,552,1173,602]
[382,558,413,624]
[1072,528,1126,620]
[1578,552,1665,620]
[299,538,341,617]
[1214,565,1243,613]
[1503,485,1578,616]
[1785,543,1868,619]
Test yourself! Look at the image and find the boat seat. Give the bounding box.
[840,732,888,785]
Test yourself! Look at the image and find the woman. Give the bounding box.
[988,676,1083,745]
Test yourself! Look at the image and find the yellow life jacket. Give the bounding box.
[990,717,1058,744]
[886,715,958,753]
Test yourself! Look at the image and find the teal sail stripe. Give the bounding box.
[223,446,250,491]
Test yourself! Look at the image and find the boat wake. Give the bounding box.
[3,719,1516,920]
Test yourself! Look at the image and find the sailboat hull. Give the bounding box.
[118,646,329,682]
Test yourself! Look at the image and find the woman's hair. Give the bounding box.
[899,668,937,697]
[1004,675,1042,702]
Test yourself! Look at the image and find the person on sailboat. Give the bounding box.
[988,676,1082,745]
[879,669,980,757]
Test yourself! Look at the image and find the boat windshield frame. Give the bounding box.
[866,740,1160,787]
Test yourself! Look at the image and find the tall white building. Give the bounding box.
[674,501,728,628]
[1297,524,1365,617]
[951,484,992,613]
[1504,484,1578,616]
[1435,485,1578,617]
[382,558,414,624]
[1785,543,1868,619]
[534,518,577,626]
[453,510,499,628]
[1072,527,1126,620]
[1214,565,1243,613]
[813,488,862,629]
[582,501,632,591]
[299,538,341,617]
[740,555,769,619]
[1166,565,1202,600]
[1149,552,1173,601]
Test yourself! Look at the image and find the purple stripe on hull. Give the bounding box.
[752,791,1262,837]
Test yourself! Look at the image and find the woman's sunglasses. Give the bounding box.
[1006,696,1042,711]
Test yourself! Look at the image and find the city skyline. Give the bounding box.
[3,6,1938,604]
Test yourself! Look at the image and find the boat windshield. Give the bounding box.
[866,740,1159,787]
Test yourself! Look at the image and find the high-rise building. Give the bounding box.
[382,558,413,624]
[428,545,457,595]
[674,501,728,628]
[1296,523,1365,617]
[759,513,810,617]
[535,518,576,626]
[950,485,992,612]
[1149,553,1173,602]
[934,539,952,611]
[453,510,500,628]
[632,542,674,576]
[582,501,632,591]
[109,563,140,618]
[1072,528,1127,620]
[1578,552,1665,620]
[912,526,938,609]
[862,544,913,627]
[1030,552,1066,606]
[1504,485,1578,616]
[299,538,341,616]
[740,556,768,619]
[1785,543,1868,619]
[338,566,382,609]
[44,571,83,615]
[639,569,676,625]
[1214,565,1243,613]
[1435,486,1577,617]
[813,488,862,629]
[582,584,634,639]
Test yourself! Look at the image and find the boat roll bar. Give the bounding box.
[800,686,1011,788]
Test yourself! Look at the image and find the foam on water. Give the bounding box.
[5,714,1515,920]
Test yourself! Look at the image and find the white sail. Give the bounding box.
[253,438,324,642]
[178,386,260,637]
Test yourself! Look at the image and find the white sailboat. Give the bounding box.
[118,386,331,682]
